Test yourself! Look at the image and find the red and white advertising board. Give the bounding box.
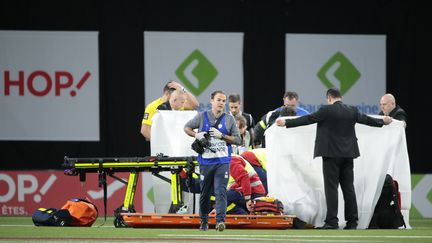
[0,171,142,216]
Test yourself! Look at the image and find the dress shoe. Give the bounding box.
[344,222,358,229]
[315,223,338,229]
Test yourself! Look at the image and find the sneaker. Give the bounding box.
[215,221,225,232]
[199,222,208,231]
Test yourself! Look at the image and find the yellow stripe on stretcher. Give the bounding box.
[72,160,199,169]
[177,174,182,203]
[171,173,178,205]
[124,171,138,209]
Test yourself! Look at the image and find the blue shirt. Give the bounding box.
[275,106,310,116]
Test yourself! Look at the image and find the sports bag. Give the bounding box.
[32,208,72,226]
[61,198,98,226]
[251,196,284,215]
[368,174,406,229]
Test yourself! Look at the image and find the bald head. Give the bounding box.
[380,93,396,115]
[169,90,186,110]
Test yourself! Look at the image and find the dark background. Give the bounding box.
[1,0,430,172]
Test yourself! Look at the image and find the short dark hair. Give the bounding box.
[211,90,226,99]
[326,88,341,99]
[234,114,247,129]
[228,93,241,103]
[280,106,297,116]
[283,91,299,100]
[163,80,176,94]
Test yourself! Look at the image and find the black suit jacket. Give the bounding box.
[284,101,384,159]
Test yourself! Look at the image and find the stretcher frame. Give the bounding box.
[63,155,298,229]
[63,155,198,227]
[122,213,295,229]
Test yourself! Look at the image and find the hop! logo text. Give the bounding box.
[3,70,91,97]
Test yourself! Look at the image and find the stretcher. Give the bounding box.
[122,213,295,229]
[63,155,300,229]
[63,155,198,226]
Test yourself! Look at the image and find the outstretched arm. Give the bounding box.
[276,113,321,128]
[276,118,286,127]
[357,113,392,127]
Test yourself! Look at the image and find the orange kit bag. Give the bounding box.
[61,198,98,226]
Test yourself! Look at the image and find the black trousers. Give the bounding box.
[322,157,358,226]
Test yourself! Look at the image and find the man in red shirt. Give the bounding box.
[226,155,266,214]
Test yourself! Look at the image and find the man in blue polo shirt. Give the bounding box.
[276,91,309,116]
[253,91,310,147]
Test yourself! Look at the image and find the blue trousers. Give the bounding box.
[226,190,248,214]
[199,163,229,223]
[226,190,265,215]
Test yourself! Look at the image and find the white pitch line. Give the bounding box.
[0,225,35,227]
[158,235,386,242]
[157,237,385,242]
[160,234,432,239]
[0,224,113,228]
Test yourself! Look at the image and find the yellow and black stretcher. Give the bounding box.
[63,155,298,229]
[63,154,198,227]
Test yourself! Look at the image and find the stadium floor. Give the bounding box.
[1,217,431,242]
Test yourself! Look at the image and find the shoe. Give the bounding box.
[215,221,226,232]
[344,222,358,229]
[315,223,338,229]
[199,222,208,231]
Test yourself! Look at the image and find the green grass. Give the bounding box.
[0,217,431,242]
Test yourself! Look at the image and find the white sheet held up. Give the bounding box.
[151,110,198,156]
[265,118,411,229]
[150,110,198,213]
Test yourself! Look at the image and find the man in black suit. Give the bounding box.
[276,88,393,230]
